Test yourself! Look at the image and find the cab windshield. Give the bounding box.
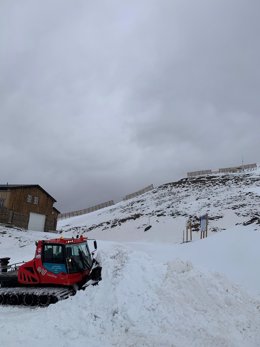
[65,242,92,273]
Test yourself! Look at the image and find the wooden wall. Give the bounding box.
[0,186,58,231]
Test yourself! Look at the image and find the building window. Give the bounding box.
[33,196,39,205]
[27,194,32,203]
[0,198,5,208]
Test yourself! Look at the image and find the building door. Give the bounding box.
[28,212,46,232]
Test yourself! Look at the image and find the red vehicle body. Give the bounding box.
[0,236,102,306]
[17,236,99,288]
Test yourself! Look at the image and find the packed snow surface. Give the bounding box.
[1,171,260,346]
[1,225,260,347]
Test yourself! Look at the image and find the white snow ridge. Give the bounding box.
[1,169,260,347]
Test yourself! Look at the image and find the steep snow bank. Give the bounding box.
[127,226,260,296]
[1,239,260,347]
[1,226,260,347]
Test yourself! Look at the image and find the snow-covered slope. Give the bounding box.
[59,169,260,242]
[1,169,260,347]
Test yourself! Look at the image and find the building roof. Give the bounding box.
[0,184,57,203]
[53,206,61,214]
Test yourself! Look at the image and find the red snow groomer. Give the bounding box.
[0,236,102,307]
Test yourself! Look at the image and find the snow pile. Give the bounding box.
[1,234,260,347]
[130,227,260,296]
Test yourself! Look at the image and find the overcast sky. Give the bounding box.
[1,0,260,212]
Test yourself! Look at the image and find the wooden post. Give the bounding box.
[184,219,193,243]
[206,214,208,238]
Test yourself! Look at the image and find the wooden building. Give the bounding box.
[0,184,60,232]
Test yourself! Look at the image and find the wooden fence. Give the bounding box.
[59,184,155,220]
[123,184,154,201]
[58,200,115,220]
[187,163,257,178]
[187,170,212,178]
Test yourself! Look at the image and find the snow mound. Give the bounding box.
[1,241,260,347]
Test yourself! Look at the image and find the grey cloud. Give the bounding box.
[1,0,259,211]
